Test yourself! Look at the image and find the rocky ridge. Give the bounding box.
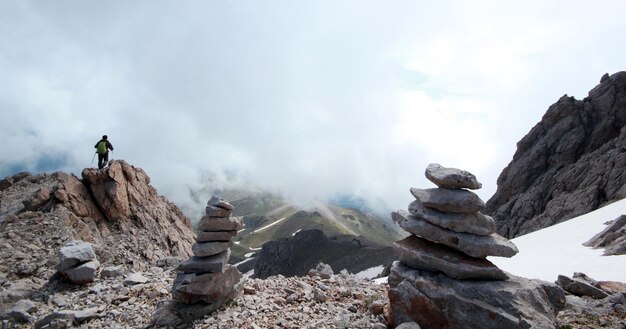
[486,71,626,238]
[0,160,195,314]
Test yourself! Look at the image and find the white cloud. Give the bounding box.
[1,1,625,215]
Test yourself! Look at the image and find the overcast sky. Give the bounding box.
[1,1,626,215]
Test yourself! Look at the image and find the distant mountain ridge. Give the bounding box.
[205,188,405,276]
[486,71,626,238]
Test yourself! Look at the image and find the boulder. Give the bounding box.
[197,216,243,231]
[196,230,237,242]
[394,235,508,280]
[410,187,485,213]
[392,210,517,258]
[584,214,626,255]
[308,262,334,279]
[63,260,100,284]
[388,262,562,328]
[178,250,230,273]
[407,201,496,236]
[100,266,124,278]
[425,163,482,190]
[8,299,37,323]
[556,275,609,299]
[57,240,97,271]
[192,241,233,257]
[124,272,149,285]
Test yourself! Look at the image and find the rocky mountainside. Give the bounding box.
[486,71,626,238]
[252,229,395,279]
[206,189,405,276]
[0,160,195,313]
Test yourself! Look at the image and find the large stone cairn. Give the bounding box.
[391,163,518,281]
[387,164,566,328]
[170,196,246,319]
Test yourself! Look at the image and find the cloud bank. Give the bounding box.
[2,1,626,217]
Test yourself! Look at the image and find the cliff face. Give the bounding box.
[486,72,626,238]
[0,160,195,285]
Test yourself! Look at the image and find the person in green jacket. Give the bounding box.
[94,135,114,169]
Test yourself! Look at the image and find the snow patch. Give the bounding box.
[490,198,626,282]
[252,217,286,233]
[355,265,384,280]
[244,252,256,258]
[292,229,302,236]
[234,257,254,267]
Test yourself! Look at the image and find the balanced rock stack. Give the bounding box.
[170,196,246,319]
[388,164,565,328]
[57,240,100,284]
[391,163,518,281]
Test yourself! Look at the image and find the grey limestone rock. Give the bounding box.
[100,265,124,278]
[196,230,237,242]
[408,201,495,236]
[388,262,561,329]
[207,195,234,210]
[392,210,517,258]
[172,265,245,304]
[124,272,149,285]
[556,275,609,299]
[308,262,334,279]
[205,205,232,218]
[487,72,626,238]
[57,240,97,271]
[178,250,231,273]
[192,241,233,257]
[197,216,243,231]
[410,187,485,213]
[8,299,37,323]
[394,235,508,280]
[425,163,482,190]
[63,260,100,284]
[584,214,626,255]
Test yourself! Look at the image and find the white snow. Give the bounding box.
[291,229,302,236]
[249,247,262,251]
[234,257,254,267]
[252,217,286,233]
[244,252,256,258]
[355,265,384,279]
[490,198,626,282]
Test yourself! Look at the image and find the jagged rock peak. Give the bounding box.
[0,160,195,279]
[486,71,626,238]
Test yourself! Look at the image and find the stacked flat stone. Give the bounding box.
[391,163,518,280]
[171,196,246,316]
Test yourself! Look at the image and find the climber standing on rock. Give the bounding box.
[94,135,114,169]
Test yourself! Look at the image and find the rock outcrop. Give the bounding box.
[0,160,195,312]
[388,164,564,328]
[486,71,626,238]
[252,229,395,279]
[584,214,626,255]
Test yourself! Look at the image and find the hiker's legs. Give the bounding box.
[98,153,109,169]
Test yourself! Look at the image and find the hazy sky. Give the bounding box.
[1,1,625,214]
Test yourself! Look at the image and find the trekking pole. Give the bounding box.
[91,152,96,165]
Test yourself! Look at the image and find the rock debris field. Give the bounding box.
[3,265,390,328]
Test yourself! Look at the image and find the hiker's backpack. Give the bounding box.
[96,141,108,154]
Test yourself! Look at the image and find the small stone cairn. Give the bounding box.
[170,196,246,319]
[57,240,99,284]
[391,163,518,280]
